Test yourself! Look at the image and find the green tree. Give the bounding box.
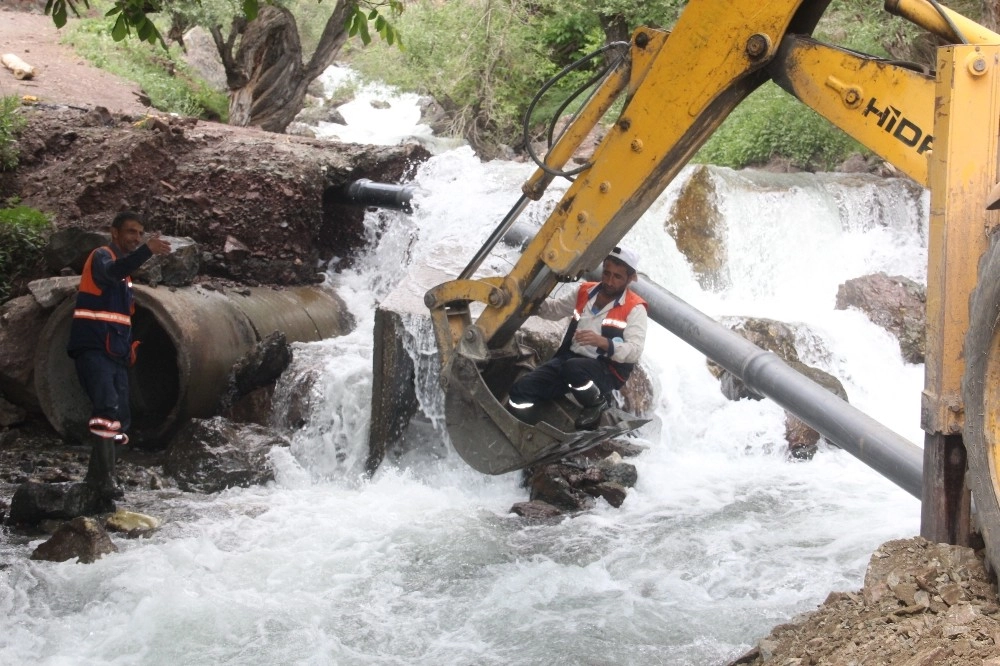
[351,0,555,158]
[45,0,402,132]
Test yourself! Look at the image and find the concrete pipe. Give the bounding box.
[35,284,354,446]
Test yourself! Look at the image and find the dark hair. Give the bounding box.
[112,210,143,230]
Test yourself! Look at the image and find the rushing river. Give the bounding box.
[0,69,925,664]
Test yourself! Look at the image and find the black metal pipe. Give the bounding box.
[340,179,415,212]
[499,223,924,498]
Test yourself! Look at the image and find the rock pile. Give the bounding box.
[729,537,1000,666]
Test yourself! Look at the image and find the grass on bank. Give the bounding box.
[695,82,866,171]
[58,10,228,121]
[0,204,52,303]
[0,95,26,171]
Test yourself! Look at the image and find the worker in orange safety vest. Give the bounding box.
[67,210,171,506]
[507,246,648,430]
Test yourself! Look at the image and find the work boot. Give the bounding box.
[571,382,610,430]
[84,437,124,500]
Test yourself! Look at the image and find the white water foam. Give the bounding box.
[0,71,926,665]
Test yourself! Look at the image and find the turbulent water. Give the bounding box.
[0,71,926,665]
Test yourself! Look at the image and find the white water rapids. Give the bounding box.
[0,69,926,664]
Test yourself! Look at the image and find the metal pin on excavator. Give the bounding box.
[425,0,1000,569]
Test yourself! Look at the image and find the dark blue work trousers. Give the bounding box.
[508,353,616,405]
[73,349,131,432]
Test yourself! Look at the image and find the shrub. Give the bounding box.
[0,205,52,303]
[348,0,554,153]
[695,82,865,170]
[0,95,27,171]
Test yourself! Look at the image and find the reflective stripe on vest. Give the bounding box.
[563,282,647,385]
[73,309,132,326]
[571,283,646,332]
[74,245,134,326]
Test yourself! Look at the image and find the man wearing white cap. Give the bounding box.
[507,245,648,430]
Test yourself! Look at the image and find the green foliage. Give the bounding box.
[525,0,684,130]
[536,0,684,37]
[60,13,229,120]
[46,0,170,46]
[348,0,553,150]
[0,96,27,171]
[695,82,865,170]
[50,0,406,55]
[287,0,339,57]
[348,1,403,47]
[0,206,52,303]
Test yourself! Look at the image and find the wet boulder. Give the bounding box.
[783,361,849,460]
[527,465,597,512]
[294,103,347,127]
[509,500,563,520]
[30,515,118,563]
[708,316,848,457]
[163,416,290,493]
[220,331,293,423]
[269,362,323,432]
[664,164,727,289]
[0,294,48,407]
[417,96,451,136]
[708,316,802,399]
[8,481,115,526]
[835,272,926,363]
[523,453,639,513]
[105,509,160,538]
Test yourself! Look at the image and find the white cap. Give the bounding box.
[608,245,639,273]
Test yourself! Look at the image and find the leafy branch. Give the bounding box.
[45,0,403,51]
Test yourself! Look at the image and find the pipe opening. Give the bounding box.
[129,306,180,435]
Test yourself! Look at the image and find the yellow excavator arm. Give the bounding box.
[424,0,1000,564]
[428,0,978,359]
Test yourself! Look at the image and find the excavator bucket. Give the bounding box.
[444,353,649,475]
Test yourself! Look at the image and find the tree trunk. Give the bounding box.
[598,14,630,69]
[986,1,1000,32]
[226,2,354,133]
